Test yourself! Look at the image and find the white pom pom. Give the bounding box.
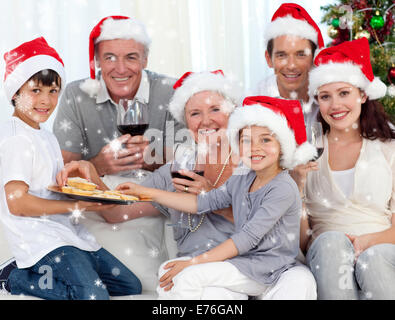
[365,77,387,100]
[292,142,317,168]
[387,84,395,97]
[79,79,101,98]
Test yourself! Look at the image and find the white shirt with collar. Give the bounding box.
[97,70,150,119]
[255,74,319,133]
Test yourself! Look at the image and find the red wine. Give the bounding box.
[313,147,324,161]
[117,124,148,136]
[171,171,204,181]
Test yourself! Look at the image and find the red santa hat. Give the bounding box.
[88,15,151,80]
[3,37,66,104]
[81,15,151,97]
[168,70,242,124]
[309,38,387,100]
[227,96,317,169]
[264,3,324,49]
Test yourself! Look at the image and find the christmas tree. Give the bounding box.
[321,0,395,122]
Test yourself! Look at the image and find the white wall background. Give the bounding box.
[0,0,333,130]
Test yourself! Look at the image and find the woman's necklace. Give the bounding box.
[188,151,232,232]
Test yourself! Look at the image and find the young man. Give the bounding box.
[256,3,325,133]
[53,16,185,178]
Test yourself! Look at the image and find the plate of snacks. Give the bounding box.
[48,177,151,205]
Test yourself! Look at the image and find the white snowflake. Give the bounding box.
[359,262,368,270]
[68,206,85,224]
[289,91,298,99]
[124,248,133,256]
[148,247,159,258]
[104,135,124,159]
[94,279,102,287]
[286,233,296,241]
[112,267,120,277]
[59,119,72,132]
[81,147,89,156]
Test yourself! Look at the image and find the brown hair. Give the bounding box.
[318,99,395,142]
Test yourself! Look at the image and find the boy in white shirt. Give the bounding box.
[0,37,141,299]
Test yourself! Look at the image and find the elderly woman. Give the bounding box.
[58,70,316,300]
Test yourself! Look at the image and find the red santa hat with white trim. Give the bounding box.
[80,15,151,97]
[3,37,66,104]
[309,38,387,100]
[168,70,243,124]
[227,96,317,169]
[264,3,325,49]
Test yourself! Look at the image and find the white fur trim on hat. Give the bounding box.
[168,72,242,124]
[309,62,387,100]
[227,105,316,169]
[95,18,151,48]
[3,55,66,103]
[264,15,318,47]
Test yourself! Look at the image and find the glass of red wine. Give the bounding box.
[167,144,205,229]
[309,122,324,161]
[117,99,149,180]
[170,144,205,181]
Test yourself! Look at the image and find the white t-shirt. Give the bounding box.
[329,167,355,199]
[0,117,100,268]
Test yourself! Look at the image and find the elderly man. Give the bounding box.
[256,3,325,132]
[53,16,185,177]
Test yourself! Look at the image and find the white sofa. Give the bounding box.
[0,174,178,300]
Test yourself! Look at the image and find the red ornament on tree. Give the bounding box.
[389,66,395,84]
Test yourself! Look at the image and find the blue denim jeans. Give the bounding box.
[8,246,142,300]
[306,231,395,300]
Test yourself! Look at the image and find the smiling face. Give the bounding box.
[265,35,314,100]
[13,78,60,129]
[96,39,148,104]
[316,82,367,133]
[184,91,232,146]
[239,126,281,173]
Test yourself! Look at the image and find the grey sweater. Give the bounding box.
[197,170,301,285]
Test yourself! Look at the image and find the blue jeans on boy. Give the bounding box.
[306,231,395,300]
[8,246,142,300]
